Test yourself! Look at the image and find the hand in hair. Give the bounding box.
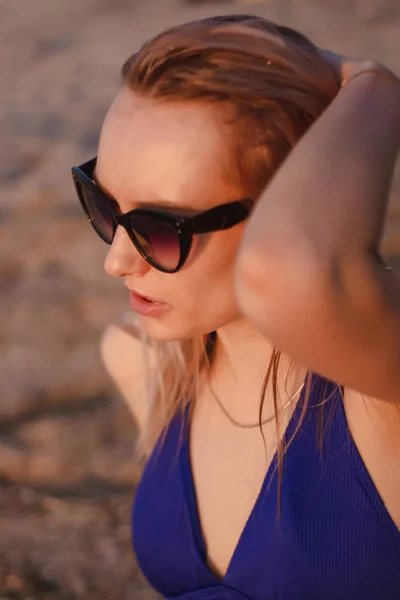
[318,47,399,88]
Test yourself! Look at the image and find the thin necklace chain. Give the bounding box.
[209,381,305,429]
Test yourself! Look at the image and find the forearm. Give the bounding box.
[235,66,400,403]
[240,67,400,268]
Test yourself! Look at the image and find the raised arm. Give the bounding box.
[235,61,400,404]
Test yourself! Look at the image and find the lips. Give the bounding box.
[129,290,169,316]
[135,291,155,302]
[125,284,158,303]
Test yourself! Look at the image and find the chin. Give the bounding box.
[137,312,203,343]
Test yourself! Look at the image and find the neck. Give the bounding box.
[206,317,306,420]
[212,317,274,390]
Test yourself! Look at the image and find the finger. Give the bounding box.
[318,48,344,71]
[317,48,346,84]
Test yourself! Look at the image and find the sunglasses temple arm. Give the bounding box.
[188,203,249,234]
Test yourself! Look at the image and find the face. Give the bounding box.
[97,87,249,341]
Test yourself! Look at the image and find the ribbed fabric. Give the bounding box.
[132,372,400,599]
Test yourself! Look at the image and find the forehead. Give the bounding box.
[96,88,241,211]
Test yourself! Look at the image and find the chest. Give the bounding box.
[188,387,400,581]
[188,393,294,580]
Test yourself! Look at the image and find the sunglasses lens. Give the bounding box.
[129,214,181,271]
[76,179,114,243]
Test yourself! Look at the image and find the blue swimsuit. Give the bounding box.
[132,372,400,599]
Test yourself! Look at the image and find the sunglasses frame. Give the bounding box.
[71,157,252,273]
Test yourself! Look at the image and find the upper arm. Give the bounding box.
[236,247,400,404]
[100,315,156,431]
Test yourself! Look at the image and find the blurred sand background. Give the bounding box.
[0,0,399,598]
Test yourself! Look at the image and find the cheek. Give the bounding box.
[190,225,245,270]
[145,231,243,341]
[209,226,245,270]
[183,228,243,304]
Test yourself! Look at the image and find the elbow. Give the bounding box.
[234,245,288,327]
[234,243,326,330]
[235,245,269,295]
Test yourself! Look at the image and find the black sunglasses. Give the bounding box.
[71,157,251,273]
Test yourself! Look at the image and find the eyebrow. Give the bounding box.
[92,168,198,214]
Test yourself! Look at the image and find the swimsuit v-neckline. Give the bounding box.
[180,371,317,585]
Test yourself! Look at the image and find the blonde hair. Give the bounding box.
[121,15,342,506]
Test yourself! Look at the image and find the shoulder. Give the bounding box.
[100,312,146,370]
[343,387,400,528]
[100,312,156,431]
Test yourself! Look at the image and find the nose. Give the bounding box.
[104,226,150,278]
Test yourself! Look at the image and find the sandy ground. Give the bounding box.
[0,0,399,598]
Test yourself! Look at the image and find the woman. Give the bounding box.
[71,15,400,599]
